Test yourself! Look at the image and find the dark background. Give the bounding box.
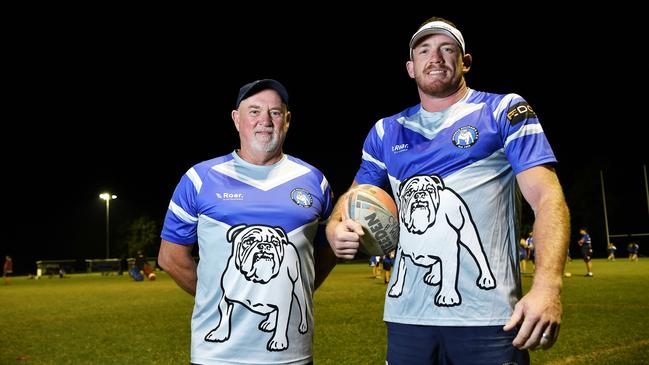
[3,7,647,274]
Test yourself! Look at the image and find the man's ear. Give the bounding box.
[462,53,472,72]
[406,60,415,79]
[285,110,291,128]
[231,109,240,131]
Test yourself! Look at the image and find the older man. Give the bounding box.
[159,79,335,365]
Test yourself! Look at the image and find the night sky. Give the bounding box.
[4,8,647,274]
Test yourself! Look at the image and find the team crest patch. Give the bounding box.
[452,126,478,149]
[290,188,313,208]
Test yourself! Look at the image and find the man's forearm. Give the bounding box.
[167,258,198,296]
[531,189,570,292]
[158,240,198,296]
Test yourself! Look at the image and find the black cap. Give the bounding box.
[235,79,289,108]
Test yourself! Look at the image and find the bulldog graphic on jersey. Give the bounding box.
[205,224,308,351]
[388,174,496,306]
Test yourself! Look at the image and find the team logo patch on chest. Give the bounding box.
[290,188,313,208]
[452,125,479,148]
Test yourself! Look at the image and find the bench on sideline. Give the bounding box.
[85,258,121,275]
[35,259,76,278]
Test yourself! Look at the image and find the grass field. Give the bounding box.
[1,259,647,364]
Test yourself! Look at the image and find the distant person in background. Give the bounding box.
[158,79,336,365]
[627,242,639,261]
[607,242,617,261]
[370,255,381,278]
[526,231,535,272]
[577,228,593,277]
[519,237,528,274]
[128,251,146,282]
[3,255,13,285]
[382,251,395,284]
[132,251,156,280]
[135,251,146,272]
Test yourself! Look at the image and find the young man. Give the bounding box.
[627,242,639,261]
[159,79,336,365]
[3,255,13,285]
[577,228,594,276]
[326,17,570,365]
[607,242,616,261]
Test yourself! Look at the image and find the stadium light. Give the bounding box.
[99,193,117,259]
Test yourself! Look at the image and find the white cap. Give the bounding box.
[409,21,465,58]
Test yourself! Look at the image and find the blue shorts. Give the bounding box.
[386,322,529,365]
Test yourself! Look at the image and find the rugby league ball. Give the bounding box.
[342,184,399,255]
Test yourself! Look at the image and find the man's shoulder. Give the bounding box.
[382,104,421,123]
[370,104,422,136]
[467,89,530,111]
[284,154,326,179]
[186,154,234,176]
[195,153,232,168]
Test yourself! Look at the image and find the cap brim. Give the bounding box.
[236,79,289,108]
[409,21,465,55]
[410,28,459,49]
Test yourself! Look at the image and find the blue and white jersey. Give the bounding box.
[161,151,332,365]
[526,237,535,250]
[355,89,556,326]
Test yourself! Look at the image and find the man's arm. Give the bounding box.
[158,239,197,296]
[325,181,365,260]
[504,165,570,350]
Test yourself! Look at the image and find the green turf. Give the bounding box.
[0,273,194,364]
[1,259,647,364]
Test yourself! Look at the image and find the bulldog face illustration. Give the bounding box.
[205,224,308,352]
[389,175,496,307]
[235,225,285,283]
[399,175,442,234]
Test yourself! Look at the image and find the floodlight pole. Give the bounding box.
[599,171,610,246]
[642,165,649,215]
[99,193,117,259]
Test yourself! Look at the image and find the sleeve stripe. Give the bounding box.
[492,94,518,119]
[362,150,387,170]
[504,124,544,148]
[186,167,202,193]
[169,200,198,223]
[375,119,385,140]
[320,175,329,194]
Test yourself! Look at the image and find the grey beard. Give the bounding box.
[251,131,280,153]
